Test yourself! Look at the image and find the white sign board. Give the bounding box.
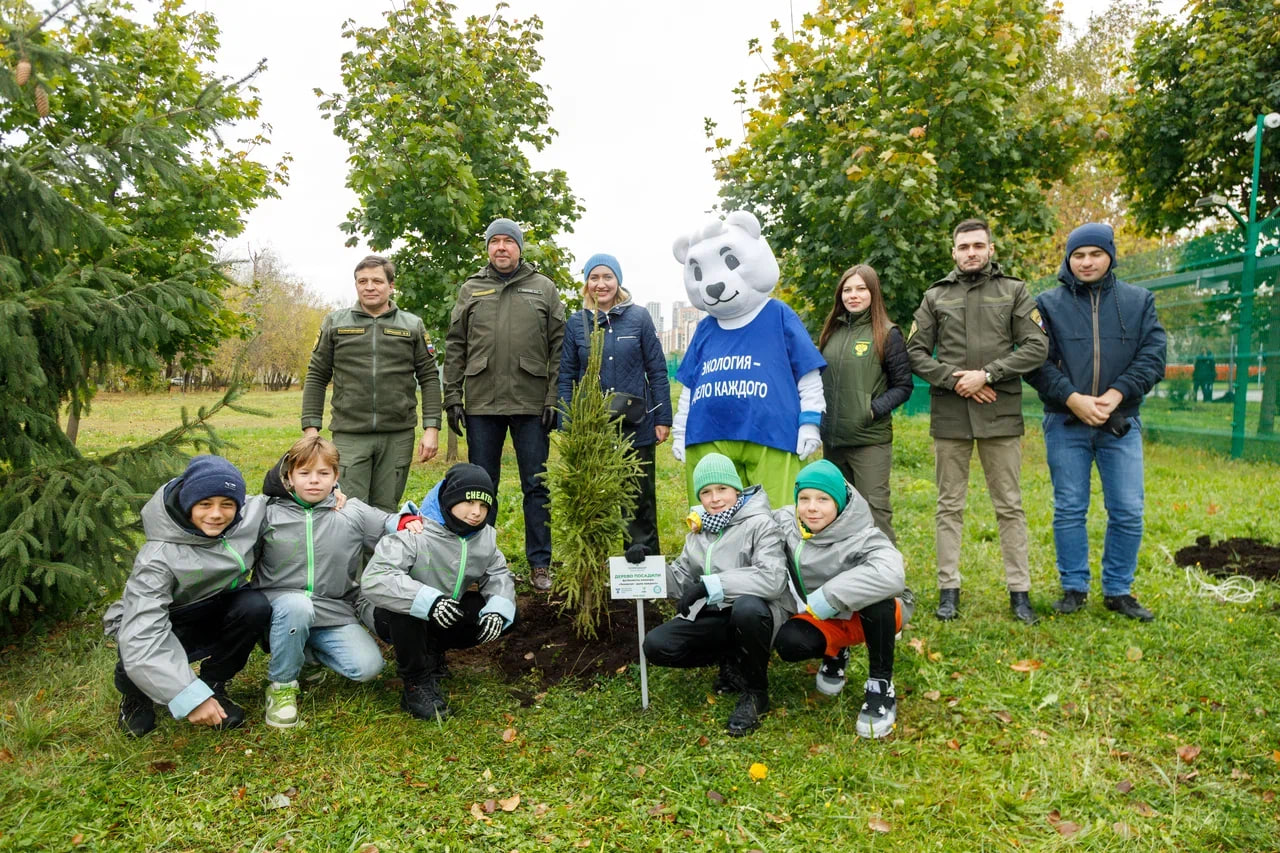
[608,555,667,600]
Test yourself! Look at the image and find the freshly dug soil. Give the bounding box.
[1173,536,1280,582]
[450,593,666,689]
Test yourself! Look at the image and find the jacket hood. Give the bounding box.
[729,485,772,525]
[151,479,242,543]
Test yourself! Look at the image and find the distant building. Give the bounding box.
[662,301,702,354]
[645,301,663,333]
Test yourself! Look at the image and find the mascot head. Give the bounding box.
[672,210,779,322]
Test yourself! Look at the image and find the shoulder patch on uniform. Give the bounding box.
[335,327,366,335]
[472,288,496,297]
[908,320,918,339]
[1030,307,1047,334]
[383,327,411,337]
[311,330,322,352]
[424,332,436,356]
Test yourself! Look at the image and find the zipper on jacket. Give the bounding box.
[790,540,810,599]
[1090,288,1101,396]
[222,539,248,589]
[451,538,469,599]
[304,507,315,597]
[370,316,379,431]
[702,531,725,576]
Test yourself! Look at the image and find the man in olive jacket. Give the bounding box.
[907,219,1049,625]
[443,218,565,591]
[302,255,442,512]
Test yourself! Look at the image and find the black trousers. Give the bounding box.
[374,591,515,683]
[465,414,551,567]
[623,441,659,555]
[114,588,271,699]
[773,596,897,683]
[642,594,773,691]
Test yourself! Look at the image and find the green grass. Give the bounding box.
[3,389,1279,850]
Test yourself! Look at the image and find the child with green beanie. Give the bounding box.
[772,459,914,738]
[642,453,790,736]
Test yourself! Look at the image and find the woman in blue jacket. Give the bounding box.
[557,253,672,555]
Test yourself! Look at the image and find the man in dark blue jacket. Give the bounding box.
[1027,223,1166,622]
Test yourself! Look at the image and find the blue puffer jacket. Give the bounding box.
[1026,263,1167,417]
[557,296,672,446]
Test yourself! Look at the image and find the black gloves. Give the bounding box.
[427,596,464,629]
[447,404,466,437]
[540,406,557,432]
[677,581,708,617]
[625,544,648,564]
[475,612,504,644]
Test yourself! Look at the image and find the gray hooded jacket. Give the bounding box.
[771,484,905,619]
[667,487,793,637]
[102,485,267,717]
[253,494,393,630]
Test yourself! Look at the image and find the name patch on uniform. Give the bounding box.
[472,288,496,297]
[383,327,411,338]
[1030,307,1047,334]
[517,288,541,295]
[854,340,871,357]
[336,327,366,335]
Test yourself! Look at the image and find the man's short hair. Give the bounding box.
[354,254,395,283]
[952,218,991,242]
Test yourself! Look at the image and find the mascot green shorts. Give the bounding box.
[684,440,801,510]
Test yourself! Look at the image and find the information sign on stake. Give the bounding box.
[609,555,667,710]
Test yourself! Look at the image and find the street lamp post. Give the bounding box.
[1197,112,1280,458]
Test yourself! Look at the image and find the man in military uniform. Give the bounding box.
[907,219,1049,625]
[301,255,441,512]
[444,218,565,592]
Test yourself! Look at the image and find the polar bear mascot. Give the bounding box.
[671,209,826,505]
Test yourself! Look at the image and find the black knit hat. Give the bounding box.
[439,463,495,512]
[178,455,246,514]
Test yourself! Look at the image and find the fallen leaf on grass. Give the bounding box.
[498,794,520,812]
[946,739,960,750]
[267,793,291,810]
[1116,780,1133,794]
[0,748,13,763]
[1207,502,1220,515]
[1272,750,1280,763]
[908,638,926,654]
[148,760,176,774]
[1231,768,1251,780]
[501,728,518,743]
[573,840,591,848]
[697,735,709,747]
[234,785,247,800]
[71,834,84,846]
[706,790,726,804]
[469,802,488,821]
[523,652,535,661]
[283,786,297,798]
[615,664,628,674]
[994,711,1013,724]
[1262,791,1275,803]
[928,651,943,662]
[1112,821,1138,839]
[868,817,891,833]
[534,803,550,817]
[631,765,646,777]
[764,812,791,824]
[1133,801,1157,817]
[357,845,379,853]
[1010,659,1042,672]
[1177,770,1199,782]
[482,799,496,814]
[923,690,941,702]
[1176,744,1201,763]
[1126,646,1143,662]
[1046,810,1081,838]
[748,762,767,781]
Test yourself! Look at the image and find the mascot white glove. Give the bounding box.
[796,423,821,459]
[671,387,690,462]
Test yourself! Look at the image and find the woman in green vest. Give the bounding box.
[816,264,913,543]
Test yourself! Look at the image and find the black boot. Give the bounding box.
[1105,594,1154,622]
[1009,591,1039,625]
[935,588,960,621]
[712,659,745,695]
[1053,589,1088,614]
[402,678,451,720]
[726,690,769,737]
[205,680,246,730]
[117,693,156,737]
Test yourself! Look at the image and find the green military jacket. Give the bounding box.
[301,303,442,434]
[820,312,894,448]
[443,261,566,416]
[906,261,1048,439]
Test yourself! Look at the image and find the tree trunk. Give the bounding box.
[446,429,459,462]
[65,400,81,446]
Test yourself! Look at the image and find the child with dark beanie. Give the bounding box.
[363,463,516,719]
[103,455,271,736]
[772,459,914,739]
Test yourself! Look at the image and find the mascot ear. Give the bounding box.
[724,210,762,239]
[673,235,691,264]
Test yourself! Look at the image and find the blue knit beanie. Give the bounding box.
[178,455,246,514]
[484,218,524,251]
[1065,222,1117,269]
[795,459,849,512]
[582,253,623,285]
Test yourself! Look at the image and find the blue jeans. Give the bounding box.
[266,593,384,684]
[1042,413,1145,597]
[465,413,552,567]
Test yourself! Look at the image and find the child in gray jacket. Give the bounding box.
[641,453,790,737]
[772,459,913,739]
[103,456,271,737]
[363,463,515,720]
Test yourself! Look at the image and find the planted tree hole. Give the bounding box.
[1174,536,1280,582]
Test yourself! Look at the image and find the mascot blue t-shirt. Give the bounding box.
[677,299,826,453]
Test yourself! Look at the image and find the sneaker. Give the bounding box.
[815,647,850,696]
[530,566,553,592]
[712,660,745,694]
[1053,589,1088,614]
[206,680,246,730]
[1104,594,1154,622]
[726,690,769,737]
[118,693,156,737]
[264,681,300,729]
[856,678,897,739]
[402,679,451,720]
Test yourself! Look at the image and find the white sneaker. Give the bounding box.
[264,680,300,729]
[815,647,850,696]
[856,678,897,739]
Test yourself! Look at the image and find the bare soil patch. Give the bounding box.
[1173,536,1280,582]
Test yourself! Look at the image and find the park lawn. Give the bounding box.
[2,389,1279,851]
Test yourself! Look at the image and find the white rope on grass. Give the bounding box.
[1161,545,1259,604]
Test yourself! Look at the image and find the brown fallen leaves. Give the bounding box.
[1010,659,1043,673]
[1046,809,1080,837]
[501,727,518,743]
[868,816,892,833]
[1175,744,1202,763]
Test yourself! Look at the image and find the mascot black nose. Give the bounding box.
[707,282,725,299]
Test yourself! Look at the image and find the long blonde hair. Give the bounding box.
[817,264,891,361]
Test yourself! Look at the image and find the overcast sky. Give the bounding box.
[205,0,1126,322]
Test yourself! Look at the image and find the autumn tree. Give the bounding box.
[0,0,281,629]
[712,0,1095,325]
